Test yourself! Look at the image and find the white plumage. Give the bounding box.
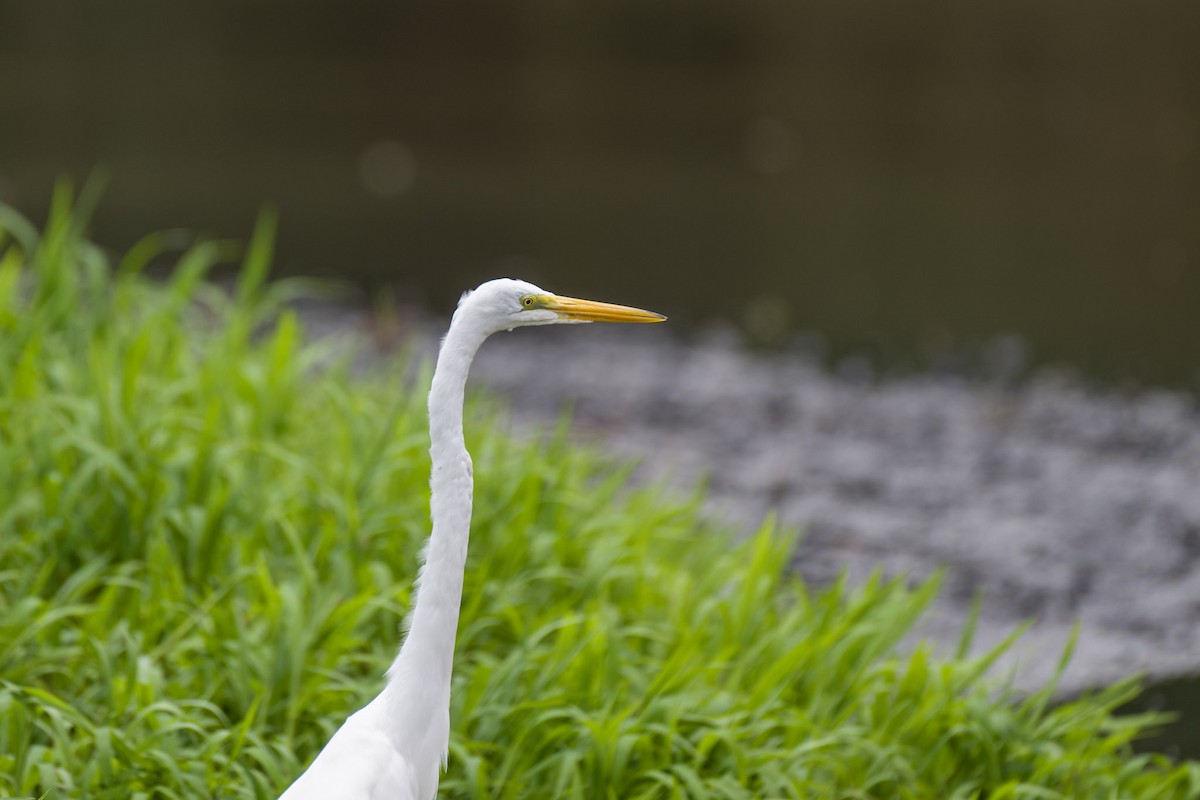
[279,279,664,800]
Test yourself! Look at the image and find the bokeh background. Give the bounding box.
[2,0,1198,386]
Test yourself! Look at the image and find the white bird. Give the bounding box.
[279,278,665,800]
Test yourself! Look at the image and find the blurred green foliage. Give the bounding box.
[1,185,1198,797]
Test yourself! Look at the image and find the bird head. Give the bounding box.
[456,278,666,335]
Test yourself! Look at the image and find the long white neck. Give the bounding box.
[383,311,488,763]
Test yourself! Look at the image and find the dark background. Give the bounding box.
[2,0,1198,384]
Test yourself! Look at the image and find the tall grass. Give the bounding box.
[1,184,1198,798]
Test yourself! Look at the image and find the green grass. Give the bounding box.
[1,182,1198,799]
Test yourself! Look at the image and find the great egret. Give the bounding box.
[279,279,665,800]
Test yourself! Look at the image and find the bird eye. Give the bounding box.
[520,295,534,308]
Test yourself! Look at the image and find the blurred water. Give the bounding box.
[1,0,1199,384]
[1123,677,1200,761]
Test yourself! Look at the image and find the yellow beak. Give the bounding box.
[541,295,666,323]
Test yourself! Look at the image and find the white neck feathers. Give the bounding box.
[383,312,488,764]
